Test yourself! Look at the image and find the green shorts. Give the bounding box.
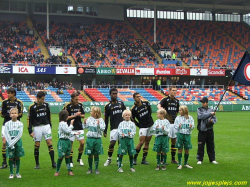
[84,138,104,156]
[7,139,25,159]
[118,137,135,156]
[175,133,192,150]
[153,135,169,153]
[57,139,72,158]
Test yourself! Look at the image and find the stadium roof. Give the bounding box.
[29,0,250,14]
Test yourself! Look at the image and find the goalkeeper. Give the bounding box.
[196,97,218,165]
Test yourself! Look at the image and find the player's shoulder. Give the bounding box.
[160,96,168,102]
[130,104,136,111]
[142,100,149,105]
[44,102,50,106]
[174,97,179,102]
[117,100,124,105]
[64,102,71,108]
[28,102,36,108]
[104,101,112,108]
[77,101,83,106]
[16,99,23,104]
[2,99,8,104]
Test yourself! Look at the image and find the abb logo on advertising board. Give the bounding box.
[208,69,225,76]
[154,68,174,75]
[175,69,190,75]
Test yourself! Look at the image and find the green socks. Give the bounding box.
[65,157,71,171]
[118,156,123,168]
[184,154,189,165]
[162,154,167,165]
[157,154,160,165]
[94,156,99,170]
[129,156,133,168]
[88,157,93,170]
[9,160,14,175]
[178,153,182,165]
[56,158,63,172]
[16,159,20,174]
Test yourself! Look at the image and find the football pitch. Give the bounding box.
[0,112,249,187]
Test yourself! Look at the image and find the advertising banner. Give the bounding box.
[154,68,174,75]
[56,67,76,74]
[77,67,96,74]
[0,66,12,74]
[190,69,208,76]
[35,67,56,74]
[96,68,116,75]
[174,68,190,76]
[116,68,135,75]
[13,66,35,74]
[135,68,154,75]
[208,69,225,76]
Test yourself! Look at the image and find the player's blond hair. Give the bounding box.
[122,109,131,118]
[157,109,166,116]
[179,105,189,119]
[10,107,18,113]
[91,106,102,119]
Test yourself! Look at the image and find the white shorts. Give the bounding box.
[168,124,177,139]
[34,124,52,141]
[69,130,84,142]
[110,129,119,141]
[139,127,153,137]
[1,126,5,138]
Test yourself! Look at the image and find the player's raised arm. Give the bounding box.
[197,108,213,120]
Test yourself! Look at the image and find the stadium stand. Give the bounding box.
[217,22,250,50]
[162,87,243,101]
[228,86,250,100]
[129,18,245,69]
[0,21,43,65]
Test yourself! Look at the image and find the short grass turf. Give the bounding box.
[0,112,249,187]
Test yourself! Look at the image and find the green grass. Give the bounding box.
[0,112,249,187]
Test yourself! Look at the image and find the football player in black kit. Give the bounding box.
[0,88,23,169]
[103,88,126,166]
[28,91,56,169]
[157,86,179,164]
[63,92,85,167]
[131,92,154,165]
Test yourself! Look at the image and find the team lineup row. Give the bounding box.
[0,87,218,178]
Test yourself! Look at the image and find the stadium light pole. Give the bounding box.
[47,0,49,39]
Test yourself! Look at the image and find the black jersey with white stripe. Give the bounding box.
[131,101,154,128]
[104,100,126,134]
[63,102,85,130]
[0,98,23,125]
[28,102,51,134]
[159,95,179,123]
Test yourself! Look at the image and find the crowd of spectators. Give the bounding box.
[0,21,45,64]
[0,79,74,94]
